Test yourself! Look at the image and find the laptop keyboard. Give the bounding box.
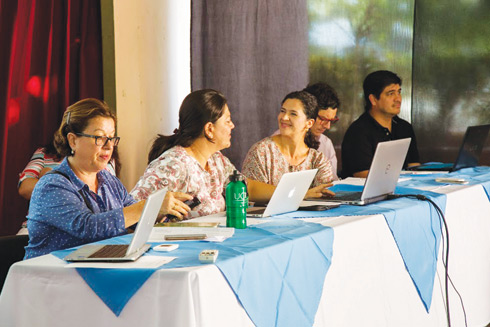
[88,244,129,258]
[333,191,362,201]
[247,207,265,214]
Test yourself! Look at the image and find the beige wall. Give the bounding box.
[112,0,191,190]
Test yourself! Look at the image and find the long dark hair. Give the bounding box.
[148,89,228,163]
[281,91,319,149]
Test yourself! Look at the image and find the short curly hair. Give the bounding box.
[304,82,340,110]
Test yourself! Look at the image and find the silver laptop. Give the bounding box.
[64,189,167,262]
[247,169,318,217]
[313,138,411,205]
[407,124,490,172]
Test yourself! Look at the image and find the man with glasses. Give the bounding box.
[341,70,420,178]
[272,82,341,179]
[304,82,340,180]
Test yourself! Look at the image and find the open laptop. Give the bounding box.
[407,124,490,172]
[64,189,167,262]
[309,138,411,206]
[247,169,318,217]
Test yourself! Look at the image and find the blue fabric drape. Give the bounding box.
[278,184,446,311]
[52,219,334,326]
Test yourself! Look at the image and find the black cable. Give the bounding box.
[422,196,452,327]
[425,197,467,327]
[426,198,468,326]
[448,274,468,325]
[388,194,450,325]
[387,193,468,327]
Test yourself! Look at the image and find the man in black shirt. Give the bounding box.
[341,70,420,178]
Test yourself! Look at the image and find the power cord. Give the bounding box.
[387,193,467,327]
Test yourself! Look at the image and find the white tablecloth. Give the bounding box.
[1,183,489,327]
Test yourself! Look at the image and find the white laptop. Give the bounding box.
[247,169,318,217]
[310,138,411,205]
[64,189,167,262]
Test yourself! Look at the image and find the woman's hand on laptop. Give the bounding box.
[305,183,335,199]
[157,192,194,222]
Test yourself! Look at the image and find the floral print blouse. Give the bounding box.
[130,146,236,217]
[242,137,334,186]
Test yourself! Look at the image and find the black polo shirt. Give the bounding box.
[341,111,419,178]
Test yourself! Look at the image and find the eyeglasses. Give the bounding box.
[75,132,120,147]
[317,116,339,125]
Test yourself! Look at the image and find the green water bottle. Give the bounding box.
[226,170,248,229]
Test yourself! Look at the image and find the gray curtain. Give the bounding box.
[191,0,308,168]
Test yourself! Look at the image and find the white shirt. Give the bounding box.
[317,134,338,180]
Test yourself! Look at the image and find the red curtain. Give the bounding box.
[0,0,103,236]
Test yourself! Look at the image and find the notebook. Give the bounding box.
[64,189,167,262]
[407,124,490,172]
[246,169,318,218]
[310,138,411,205]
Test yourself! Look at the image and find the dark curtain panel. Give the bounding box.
[412,0,490,164]
[0,0,103,236]
[191,0,309,168]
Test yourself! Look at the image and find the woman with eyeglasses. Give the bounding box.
[242,91,335,187]
[25,98,192,259]
[17,142,118,235]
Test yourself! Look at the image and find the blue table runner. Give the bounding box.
[214,220,334,327]
[52,220,334,327]
[49,169,490,320]
[278,184,447,312]
[52,235,153,316]
[400,166,490,200]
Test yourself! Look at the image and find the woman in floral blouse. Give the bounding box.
[242,91,335,187]
[131,89,332,218]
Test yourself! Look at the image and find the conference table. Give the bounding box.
[1,169,490,327]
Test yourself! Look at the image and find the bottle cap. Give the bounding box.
[230,170,242,182]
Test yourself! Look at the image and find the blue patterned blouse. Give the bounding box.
[25,158,136,259]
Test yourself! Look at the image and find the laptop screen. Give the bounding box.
[361,138,411,201]
[452,124,490,171]
[126,189,167,255]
